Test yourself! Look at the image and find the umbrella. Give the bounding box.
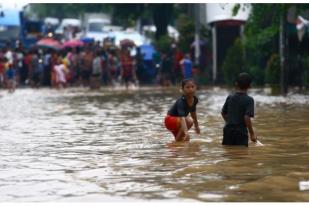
[36,38,62,50]
[120,39,135,48]
[190,39,207,48]
[63,40,84,48]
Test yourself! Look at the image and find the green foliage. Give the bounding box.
[249,66,265,86]
[232,4,241,16]
[222,38,245,85]
[200,25,210,40]
[244,4,282,50]
[29,3,112,19]
[242,4,287,87]
[233,4,309,87]
[151,4,174,40]
[265,53,280,84]
[176,14,194,53]
[154,35,173,54]
[111,4,144,27]
[29,3,176,40]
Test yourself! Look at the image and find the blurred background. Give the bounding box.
[0,3,308,93]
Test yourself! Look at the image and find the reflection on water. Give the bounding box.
[0,87,309,202]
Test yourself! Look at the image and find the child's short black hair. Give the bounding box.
[181,78,195,89]
[235,73,252,90]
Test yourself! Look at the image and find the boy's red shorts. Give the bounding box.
[164,115,181,137]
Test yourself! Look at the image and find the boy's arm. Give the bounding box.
[244,115,257,142]
[221,112,227,122]
[190,112,200,134]
[180,117,189,139]
[221,96,230,122]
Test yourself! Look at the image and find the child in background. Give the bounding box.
[221,72,258,147]
[164,79,200,142]
[53,57,67,89]
[6,63,16,93]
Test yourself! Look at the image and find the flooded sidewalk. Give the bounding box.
[0,87,309,202]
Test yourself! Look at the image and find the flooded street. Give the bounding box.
[0,87,309,202]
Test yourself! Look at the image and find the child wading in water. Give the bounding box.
[221,72,258,147]
[165,79,200,141]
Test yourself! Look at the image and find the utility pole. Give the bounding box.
[194,4,200,66]
[212,26,217,83]
[279,11,288,95]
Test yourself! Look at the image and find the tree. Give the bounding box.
[176,14,194,52]
[29,3,175,40]
[222,38,245,85]
[110,4,144,27]
[235,4,309,94]
[110,4,174,39]
[150,4,174,40]
[29,3,112,19]
[265,53,280,84]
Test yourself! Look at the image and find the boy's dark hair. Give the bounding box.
[181,78,195,89]
[235,73,252,89]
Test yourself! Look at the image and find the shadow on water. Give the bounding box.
[0,87,309,201]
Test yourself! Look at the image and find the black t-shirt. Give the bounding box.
[221,92,254,127]
[168,95,198,117]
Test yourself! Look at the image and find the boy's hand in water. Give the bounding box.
[250,132,258,142]
[195,125,200,135]
[184,132,190,141]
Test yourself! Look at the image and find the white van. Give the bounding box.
[84,18,110,42]
[55,18,81,34]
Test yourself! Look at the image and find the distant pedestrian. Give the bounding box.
[172,46,184,84]
[6,63,16,93]
[31,52,43,88]
[134,47,144,85]
[90,50,103,89]
[180,54,193,80]
[120,50,136,89]
[107,49,120,86]
[100,50,110,86]
[80,49,93,87]
[53,57,67,89]
[160,52,173,86]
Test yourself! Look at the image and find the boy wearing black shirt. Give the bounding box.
[221,73,258,146]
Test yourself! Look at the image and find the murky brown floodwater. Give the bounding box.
[0,87,309,202]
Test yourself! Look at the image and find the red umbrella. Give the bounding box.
[63,40,84,48]
[36,38,62,50]
[120,39,135,48]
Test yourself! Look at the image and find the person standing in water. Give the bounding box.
[180,54,193,79]
[164,79,200,142]
[221,72,258,147]
[6,63,16,93]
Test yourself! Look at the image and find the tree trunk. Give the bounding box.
[152,4,173,40]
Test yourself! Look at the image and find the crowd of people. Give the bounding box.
[0,39,196,92]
